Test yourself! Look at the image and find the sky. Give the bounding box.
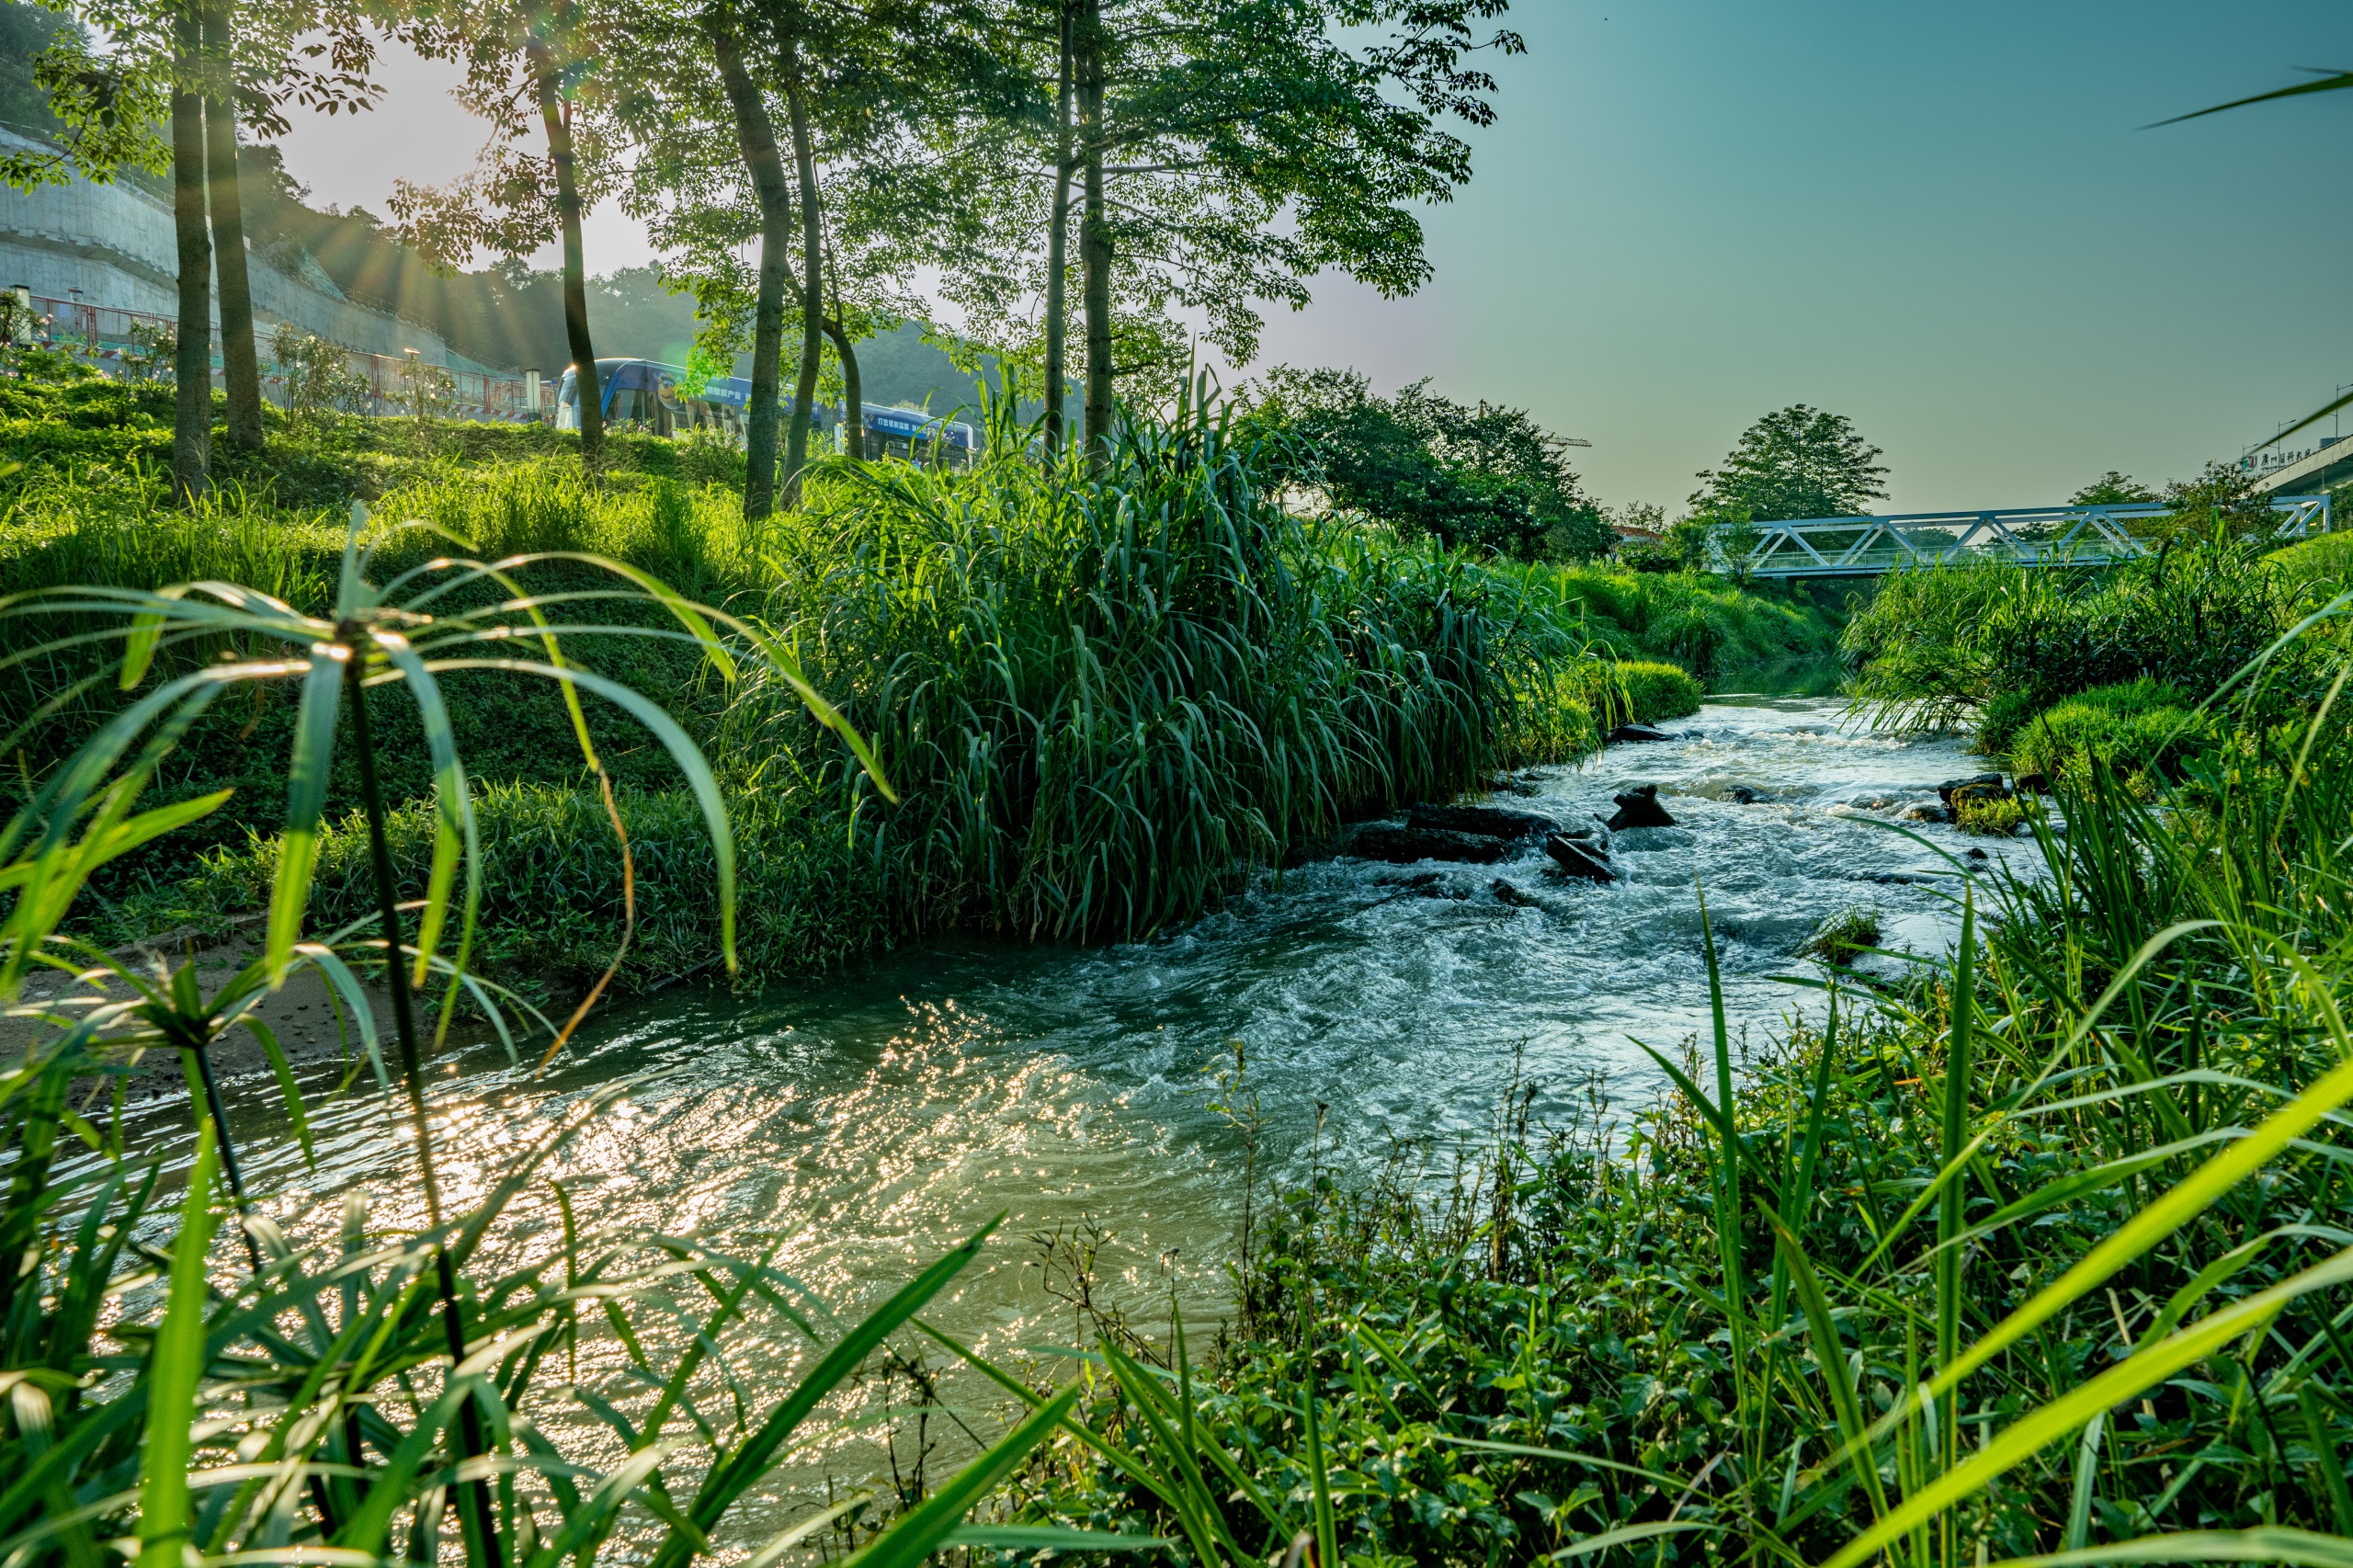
[274,0,2353,515]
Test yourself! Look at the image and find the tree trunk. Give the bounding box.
[782,64,824,504]
[821,316,861,461]
[709,20,792,518]
[169,1,211,503]
[1075,0,1112,469]
[201,0,262,454]
[529,40,602,468]
[1041,0,1074,459]
[821,236,862,462]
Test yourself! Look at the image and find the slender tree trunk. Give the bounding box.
[821,234,861,462]
[710,20,792,517]
[782,63,824,502]
[201,0,262,453]
[1075,0,1113,468]
[169,1,211,503]
[822,316,861,460]
[1042,0,1074,459]
[529,38,602,468]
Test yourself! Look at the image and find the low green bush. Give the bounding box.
[1956,790,2024,835]
[1540,562,1841,678]
[1845,535,2333,738]
[2006,677,2213,786]
[1612,657,1703,721]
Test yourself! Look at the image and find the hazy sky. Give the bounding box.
[277,1,2353,514]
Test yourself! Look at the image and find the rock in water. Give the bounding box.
[1348,824,1514,865]
[1606,783,1677,830]
[1406,802,1560,839]
[1937,773,2005,807]
[1949,780,2013,813]
[1544,834,1620,882]
[1490,879,1543,908]
[1607,723,1672,744]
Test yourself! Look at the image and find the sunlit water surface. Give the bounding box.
[112,695,2040,1513]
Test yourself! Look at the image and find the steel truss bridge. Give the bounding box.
[1711,494,2333,580]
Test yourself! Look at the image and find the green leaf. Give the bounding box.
[426,659,738,974]
[135,1121,219,1568]
[1995,1528,2353,1568]
[834,1387,1083,1568]
[1825,1245,2353,1568]
[267,643,348,984]
[941,1527,1174,1553]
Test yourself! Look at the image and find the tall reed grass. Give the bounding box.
[8,402,1728,976]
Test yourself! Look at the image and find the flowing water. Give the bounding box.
[128,693,2045,1505]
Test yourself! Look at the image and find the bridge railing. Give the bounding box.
[1711,495,2333,578]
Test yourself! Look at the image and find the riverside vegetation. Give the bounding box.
[2,369,1823,999]
[29,373,2352,1568]
[0,382,1839,1568]
[986,513,2353,1566]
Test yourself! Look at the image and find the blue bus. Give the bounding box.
[556,358,978,463]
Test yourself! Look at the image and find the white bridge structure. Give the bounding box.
[1711,494,2333,579]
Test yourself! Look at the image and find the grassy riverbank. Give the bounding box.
[996,585,2353,1564]
[0,376,1816,998]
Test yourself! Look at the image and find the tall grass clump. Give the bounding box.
[705,402,1603,944]
[1006,610,2353,1566]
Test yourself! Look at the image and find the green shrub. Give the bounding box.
[1803,903,1881,962]
[1956,790,2024,835]
[2007,677,2213,785]
[1845,536,2332,734]
[1614,657,1703,721]
[1534,562,1840,677]
[2268,528,2353,594]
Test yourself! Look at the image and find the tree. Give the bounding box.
[2070,471,2157,506]
[9,0,381,491]
[1256,365,1607,562]
[943,0,1519,467]
[394,0,620,467]
[1688,403,1888,523]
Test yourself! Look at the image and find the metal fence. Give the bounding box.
[1711,495,2333,579]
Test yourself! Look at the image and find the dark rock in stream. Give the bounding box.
[1937,772,2005,807]
[1606,783,1677,830]
[1407,802,1560,839]
[1607,723,1673,744]
[1543,834,1620,882]
[1349,823,1514,865]
[1490,879,1543,908]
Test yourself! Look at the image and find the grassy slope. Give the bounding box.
[5,380,1796,997]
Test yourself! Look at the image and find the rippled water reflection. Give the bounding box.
[118,695,2040,1506]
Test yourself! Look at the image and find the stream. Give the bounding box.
[116,692,2045,1504]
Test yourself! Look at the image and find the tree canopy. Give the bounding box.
[1255,365,1609,561]
[1688,403,1888,523]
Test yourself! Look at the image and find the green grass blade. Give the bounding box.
[135,1122,219,1568]
[1826,1245,2353,1568]
[832,1387,1081,1568]
[1995,1529,2353,1568]
[267,643,348,984]
[425,659,737,975]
